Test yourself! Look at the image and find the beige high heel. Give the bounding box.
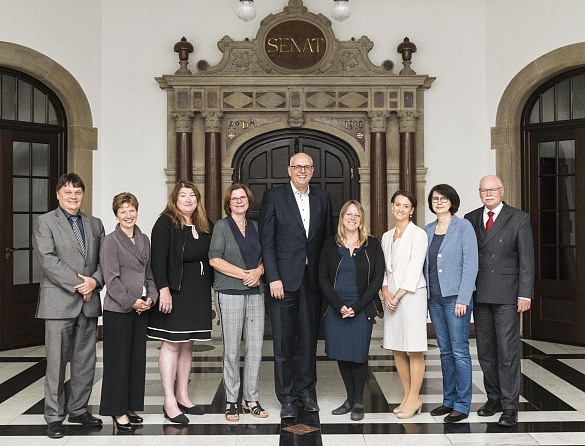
[396,400,422,419]
[392,405,403,414]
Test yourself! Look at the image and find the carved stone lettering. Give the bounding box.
[264,20,326,70]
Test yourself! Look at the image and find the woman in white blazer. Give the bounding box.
[381,190,428,419]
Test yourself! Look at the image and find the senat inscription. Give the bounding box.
[264,20,327,70]
[266,37,325,54]
[227,120,256,129]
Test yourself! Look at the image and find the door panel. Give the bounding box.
[525,127,585,344]
[0,129,59,349]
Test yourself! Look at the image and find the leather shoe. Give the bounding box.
[430,404,453,416]
[280,403,296,419]
[298,398,319,412]
[127,414,143,424]
[177,402,205,415]
[477,399,503,417]
[69,412,103,426]
[350,404,364,421]
[47,421,64,439]
[163,407,189,425]
[331,400,352,415]
[498,409,518,427]
[444,410,468,423]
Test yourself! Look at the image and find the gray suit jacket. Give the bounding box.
[464,203,534,304]
[100,224,158,313]
[33,207,104,319]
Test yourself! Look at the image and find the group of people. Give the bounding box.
[32,154,533,439]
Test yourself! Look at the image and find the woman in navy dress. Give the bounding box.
[319,200,385,421]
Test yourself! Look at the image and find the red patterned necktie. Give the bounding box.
[486,210,494,233]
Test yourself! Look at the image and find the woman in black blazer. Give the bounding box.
[319,200,385,421]
[99,192,158,431]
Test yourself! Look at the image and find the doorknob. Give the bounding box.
[5,247,27,260]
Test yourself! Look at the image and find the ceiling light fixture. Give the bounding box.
[332,0,350,22]
[236,0,257,22]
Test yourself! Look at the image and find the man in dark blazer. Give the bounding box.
[32,173,104,438]
[259,152,334,419]
[464,175,534,427]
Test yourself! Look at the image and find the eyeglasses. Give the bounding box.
[431,196,449,204]
[290,165,314,172]
[230,196,248,202]
[479,187,502,195]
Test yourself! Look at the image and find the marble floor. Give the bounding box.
[1,322,585,445]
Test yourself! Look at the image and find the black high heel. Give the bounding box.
[126,413,143,424]
[163,406,189,424]
[112,416,135,431]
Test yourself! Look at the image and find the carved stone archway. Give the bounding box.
[0,42,98,210]
[157,0,434,237]
[492,42,585,208]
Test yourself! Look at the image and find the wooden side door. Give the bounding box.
[524,127,585,344]
[0,129,59,349]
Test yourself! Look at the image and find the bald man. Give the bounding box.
[464,175,534,427]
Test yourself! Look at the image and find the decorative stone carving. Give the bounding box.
[201,111,223,133]
[170,112,195,133]
[232,52,254,73]
[288,109,304,128]
[398,110,420,133]
[368,111,390,133]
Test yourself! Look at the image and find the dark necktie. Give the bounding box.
[70,215,86,256]
[486,210,494,233]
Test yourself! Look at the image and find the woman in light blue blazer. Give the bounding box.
[424,184,478,423]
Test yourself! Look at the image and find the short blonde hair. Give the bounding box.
[112,192,139,215]
[335,200,369,247]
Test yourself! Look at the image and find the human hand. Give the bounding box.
[269,280,285,299]
[341,306,355,318]
[75,274,96,295]
[454,303,467,317]
[82,291,92,302]
[517,298,531,313]
[158,287,173,313]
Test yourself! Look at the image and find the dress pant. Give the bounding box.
[473,302,521,409]
[218,292,265,403]
[270,271,321,404]
[428,294,473,414]
[44,313,97,423]
[99,310,148,416]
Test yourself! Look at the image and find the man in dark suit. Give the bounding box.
[32,173,105,438]
[259,152,334,419]
[464,175,534,427]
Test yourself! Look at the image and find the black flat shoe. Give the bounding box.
[350,404,364,421]
[430,404,453,416]
[163,407,189,424]
[498,409,518,427]
[127,414,143,424]
[444,410,468,423]
[331,400,352,415]
[112,416,135,431]
[177,402,205,415]
[47,421,64,439]
[477,399,502,417]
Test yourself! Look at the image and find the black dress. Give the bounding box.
[324,246,373,363]
[147,225,213,342]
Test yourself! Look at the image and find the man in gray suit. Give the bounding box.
[464,175,534,427]
[33,173,105,438]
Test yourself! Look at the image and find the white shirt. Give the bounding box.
[483,202,503,228]
[291,181,310,238]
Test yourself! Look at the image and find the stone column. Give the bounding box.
[398,111,419,194]
[202,111,223,222]
[368,111,390,239]
[171,112,195,182]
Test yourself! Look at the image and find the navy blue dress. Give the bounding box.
[324,246,373,363]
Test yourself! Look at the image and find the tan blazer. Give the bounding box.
[381,221,427,293]
[33,208,104,319]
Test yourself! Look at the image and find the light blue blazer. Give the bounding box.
[424,215,478,307]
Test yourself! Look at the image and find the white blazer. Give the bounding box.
[380,222,427,292]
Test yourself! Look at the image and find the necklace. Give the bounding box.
[234,218,246,232]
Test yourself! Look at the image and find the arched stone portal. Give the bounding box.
[156,0,434,237]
